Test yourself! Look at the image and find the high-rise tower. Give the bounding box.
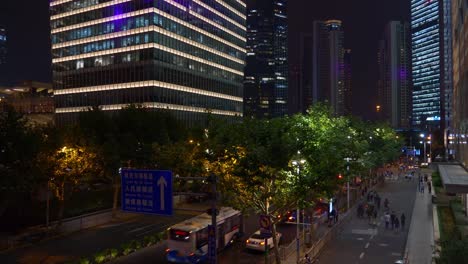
[0,26,6,83]
[377,21,411,129]
[312,20,345,116]
[411,0,452,131]
[243,0,288,118]
[50,0,246,126]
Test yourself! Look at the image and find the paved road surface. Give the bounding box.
[317,176,417,264]
[0,211,200,264]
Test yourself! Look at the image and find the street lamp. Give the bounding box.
[344,157,352,211]
[292,158,306,264]
[420,134,427,163]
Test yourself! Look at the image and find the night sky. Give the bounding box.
[0,0,409,120]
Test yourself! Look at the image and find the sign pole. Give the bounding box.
[209,173,217,264]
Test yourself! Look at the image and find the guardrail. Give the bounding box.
[0,208,115,252]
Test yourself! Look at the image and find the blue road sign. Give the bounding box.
[208,225,216,262]
[120,169,173,216]
[259,215,271,235]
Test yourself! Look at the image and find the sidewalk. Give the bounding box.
[405,170,434,264]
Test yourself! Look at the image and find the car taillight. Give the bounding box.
[246,239,250,243]
[260,241,265,245]
[165,249,171,253]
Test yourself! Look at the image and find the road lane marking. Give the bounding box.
[127,223,160,234]
[359,252,365,259]
[379,243,389,247]
[356,237,364,241]
[351,229,377,236]
[365,242,370,248]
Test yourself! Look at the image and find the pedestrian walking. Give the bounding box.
[384,198,389,209]
[428,181,432,194]
[400,213,406,230]
[394,217,400,233]
[424,174,428,182]
[420,182,425,193]
[384,212,390,229]
[390,211,396,229]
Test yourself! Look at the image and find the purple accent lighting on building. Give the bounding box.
[399,68,407,80]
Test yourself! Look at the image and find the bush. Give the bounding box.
[93,251,107,264]
[121,241,134,256]
[109,248,119,259]
[78,258,90,264]
[432,171,442,187]
[437,238,468,264]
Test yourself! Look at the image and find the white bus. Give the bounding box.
[166,207,242,263]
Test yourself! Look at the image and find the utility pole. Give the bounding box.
[345,157,351,211]
[209,173,217,264]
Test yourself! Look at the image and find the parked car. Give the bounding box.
[246,230,282,252]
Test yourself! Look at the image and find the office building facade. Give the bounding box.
[411,0,453,131]
[312,20,346,116]
[377,21,411,129]
[343,49,352,115]
[0,26,6,84]
[50,0,246,126]
[452,0,468,163]
[243,0,287,118]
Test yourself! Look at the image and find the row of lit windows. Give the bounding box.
[54,48,243,86]
[51,1,246,49]
[52,7,246,56]
[56,101,242,117]
[55,83,242,112]
[53,58,242,95]
[53,30,244,71]
[54,25,244,66]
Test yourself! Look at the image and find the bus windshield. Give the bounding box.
[169,229,191,242]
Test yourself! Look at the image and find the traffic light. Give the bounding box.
[338,174,343,179]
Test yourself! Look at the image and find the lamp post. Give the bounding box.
[344,157,351,211]
[420,134,426,163]
[428,135,432,162]
[292,158,306,264]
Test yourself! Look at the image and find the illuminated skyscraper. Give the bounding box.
[377,21,411,129]
[50,0,246,125]
[312,20,345,116]
[0,26,6,82]
[243,0,288,118]
[452,0,468,162]
[411,0,452,131]
[343,49,352,115]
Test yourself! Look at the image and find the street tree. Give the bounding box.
[39,144,100,225]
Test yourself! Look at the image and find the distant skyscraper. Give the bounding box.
[312,20,345,116]
[377,21,411,129]
[50,0,246,126]
[452,0,467,163]
[343,49,352,115]
[411,0,452,131]
[0,26,6,82]
[244,0,288,118]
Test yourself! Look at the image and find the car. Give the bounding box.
[420,162,428,168]
[245,230,282,252]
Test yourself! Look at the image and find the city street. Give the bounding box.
[112,210,299,264]
[317,173,418,264]
[0,211,200,264]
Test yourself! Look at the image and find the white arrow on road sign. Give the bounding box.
[157,176,168,210]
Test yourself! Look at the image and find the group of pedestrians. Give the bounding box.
[356,190,382,226]
[418,173,432,194]
[383,209,406,233]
